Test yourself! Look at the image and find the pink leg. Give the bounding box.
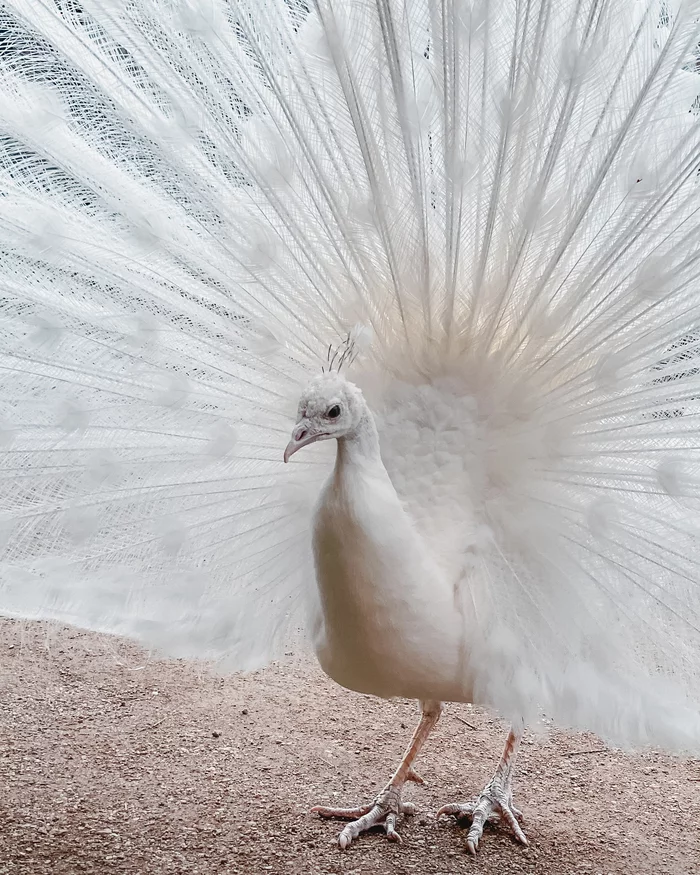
[312,700,442,848]
[438,726,527,854]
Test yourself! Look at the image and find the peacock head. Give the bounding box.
[284,374,365,462]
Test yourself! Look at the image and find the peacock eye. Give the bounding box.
[327,404,341,419]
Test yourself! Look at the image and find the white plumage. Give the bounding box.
[1,0,700,853]
[294,375,469,702]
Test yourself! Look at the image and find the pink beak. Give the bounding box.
[283,423,325,462]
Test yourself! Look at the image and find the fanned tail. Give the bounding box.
[1,0,700,746]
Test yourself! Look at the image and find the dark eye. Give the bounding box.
[327,404,341,419]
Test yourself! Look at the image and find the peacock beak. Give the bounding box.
[284,422,325,462]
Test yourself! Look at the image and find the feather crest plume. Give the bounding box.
[1,0,700,748]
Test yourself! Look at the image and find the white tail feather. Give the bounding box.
[1,0,700,749]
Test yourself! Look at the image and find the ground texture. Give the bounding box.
[1,619,699,875]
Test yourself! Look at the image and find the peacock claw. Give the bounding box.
[312,702,441,850]
[437,785,527,855]
[311,784,416,849]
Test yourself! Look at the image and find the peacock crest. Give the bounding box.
[323,334,359,375]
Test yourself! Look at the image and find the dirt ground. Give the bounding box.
[1,619,699,875]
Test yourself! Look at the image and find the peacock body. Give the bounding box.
[1,1,700,848]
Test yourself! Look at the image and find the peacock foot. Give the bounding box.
[437,783,527,855]
[311,769,423,849]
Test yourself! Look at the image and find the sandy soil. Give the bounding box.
[1,619,699,875]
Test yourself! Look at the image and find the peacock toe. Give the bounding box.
[311,783,417,849]
[438,785,527,855]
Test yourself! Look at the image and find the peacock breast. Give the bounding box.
[309,464,474,701]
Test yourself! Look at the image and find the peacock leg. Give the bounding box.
[311,700,442,849]
[437,726,528,855]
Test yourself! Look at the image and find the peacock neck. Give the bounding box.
[335,409,382,471]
